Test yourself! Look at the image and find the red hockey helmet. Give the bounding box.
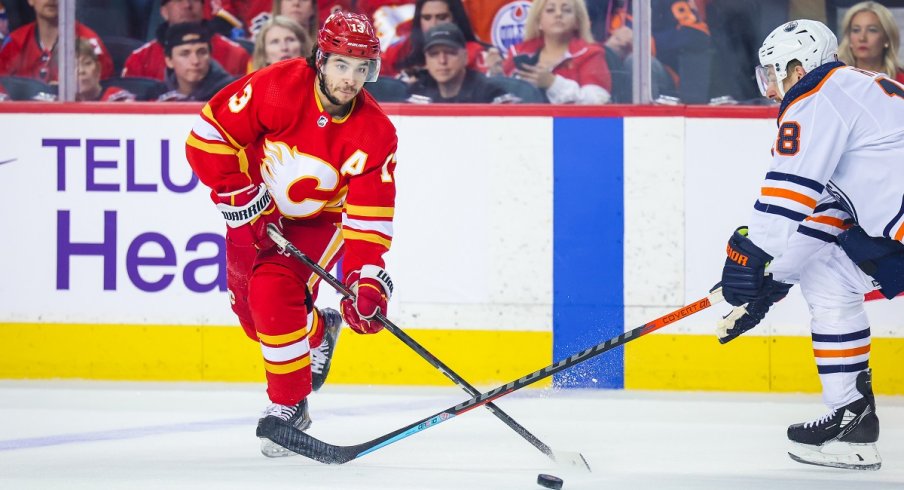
[317,11,382,82]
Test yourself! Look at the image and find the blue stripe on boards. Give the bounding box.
[552,117,624,389]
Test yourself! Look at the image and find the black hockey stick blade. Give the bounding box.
[253,269,723,465]
[266,223,590,470]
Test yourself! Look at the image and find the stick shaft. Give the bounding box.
[267,224,564,462]
[257,245,721,465]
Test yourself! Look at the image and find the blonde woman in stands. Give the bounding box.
[837,1,904,82]
[251,16,311,71]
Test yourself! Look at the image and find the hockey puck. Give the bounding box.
[537,473,564,489]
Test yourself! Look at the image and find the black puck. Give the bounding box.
[537,473,564,489]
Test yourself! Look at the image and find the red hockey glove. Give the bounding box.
[215,183,282,250]
[341,265,393,334]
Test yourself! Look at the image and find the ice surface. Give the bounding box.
[1,381,903,489]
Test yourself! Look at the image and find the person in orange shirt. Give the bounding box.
[462,0,532,52]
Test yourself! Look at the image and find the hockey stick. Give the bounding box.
[256,265,724,464]
[266,224,590,470]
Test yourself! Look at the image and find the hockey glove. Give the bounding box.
[341,265,393,334]
[713,277,792,344]
[215,183,282,250]
[721,226,774,307]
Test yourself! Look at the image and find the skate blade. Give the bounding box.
[788,442,881,471]
[260,438,297,458]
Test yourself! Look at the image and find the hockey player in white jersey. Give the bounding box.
[713,19,904,470]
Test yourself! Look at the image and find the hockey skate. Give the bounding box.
[311,307,342,392]
[257,399,312,458]
[787,369,880,470]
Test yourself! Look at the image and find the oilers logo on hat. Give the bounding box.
[491,1,531,52]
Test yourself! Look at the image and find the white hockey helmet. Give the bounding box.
[755,20,838,98]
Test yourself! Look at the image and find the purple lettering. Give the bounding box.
[43,138,80,191]
[161,139,199,193]
[183,233,226,292]
[126,140,157,192]
[126,233,176,292]
[86,139,120,192]
[56,210,117,290]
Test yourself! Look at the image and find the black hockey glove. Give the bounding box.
[721,226,774,307]
[712,278,792,344]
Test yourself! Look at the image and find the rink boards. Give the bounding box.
[0,104,901,393]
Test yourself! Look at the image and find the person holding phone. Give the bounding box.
[495,0,610,104]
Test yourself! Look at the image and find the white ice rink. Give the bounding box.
[2,381,904,490]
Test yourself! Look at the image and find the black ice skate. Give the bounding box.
[257,399,312,458]
[311,307,342,392]
[787,369,880,470]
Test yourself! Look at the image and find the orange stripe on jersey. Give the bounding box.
[813,345,871,358]
[186,133,237,155]
[264,356,310,375]
[895,222,904,241]
[258,328,307,346]
[343,229,392,248]
[805,215,852,230]
[779,65,845,123]
[345,204,394,218]
[761,187,817,209]
[201,104,242,149]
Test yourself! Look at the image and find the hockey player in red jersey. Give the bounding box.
[185,10,398,457]
[714,19,904,470]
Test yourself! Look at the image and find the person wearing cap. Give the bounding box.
[0,0,113,83]
[185,11,399,457]
[158,22,235,101]
[122,0,250,79]
[408,22,512,103]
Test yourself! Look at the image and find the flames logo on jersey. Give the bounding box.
[491,1,531,52]
[260,140,341,218]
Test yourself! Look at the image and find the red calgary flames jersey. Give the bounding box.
[185,59,399,274]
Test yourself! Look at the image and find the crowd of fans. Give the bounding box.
[0,0,902,104]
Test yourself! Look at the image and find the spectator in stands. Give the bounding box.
[0,0,113,83]
[649,0,711,103]
[495,0,611,104]
[360,0,417,49]
[837,1,904,83]
[461,0,532,52]
[76,38,135,101]
[0,2,9,43]
[123,0,250,79]
[251,15,310,71]
[407,23,514,102]
[157,22,234,101]
[276,0,319,41]
[381,0,494,81]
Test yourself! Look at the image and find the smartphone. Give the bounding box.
[513,53,539,70]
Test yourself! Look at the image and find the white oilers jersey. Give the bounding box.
[749,63,904,258]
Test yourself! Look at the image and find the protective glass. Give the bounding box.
[754,64,780,98]
[321,55,381,83]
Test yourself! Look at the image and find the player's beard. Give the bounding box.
[318,73,347,107]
